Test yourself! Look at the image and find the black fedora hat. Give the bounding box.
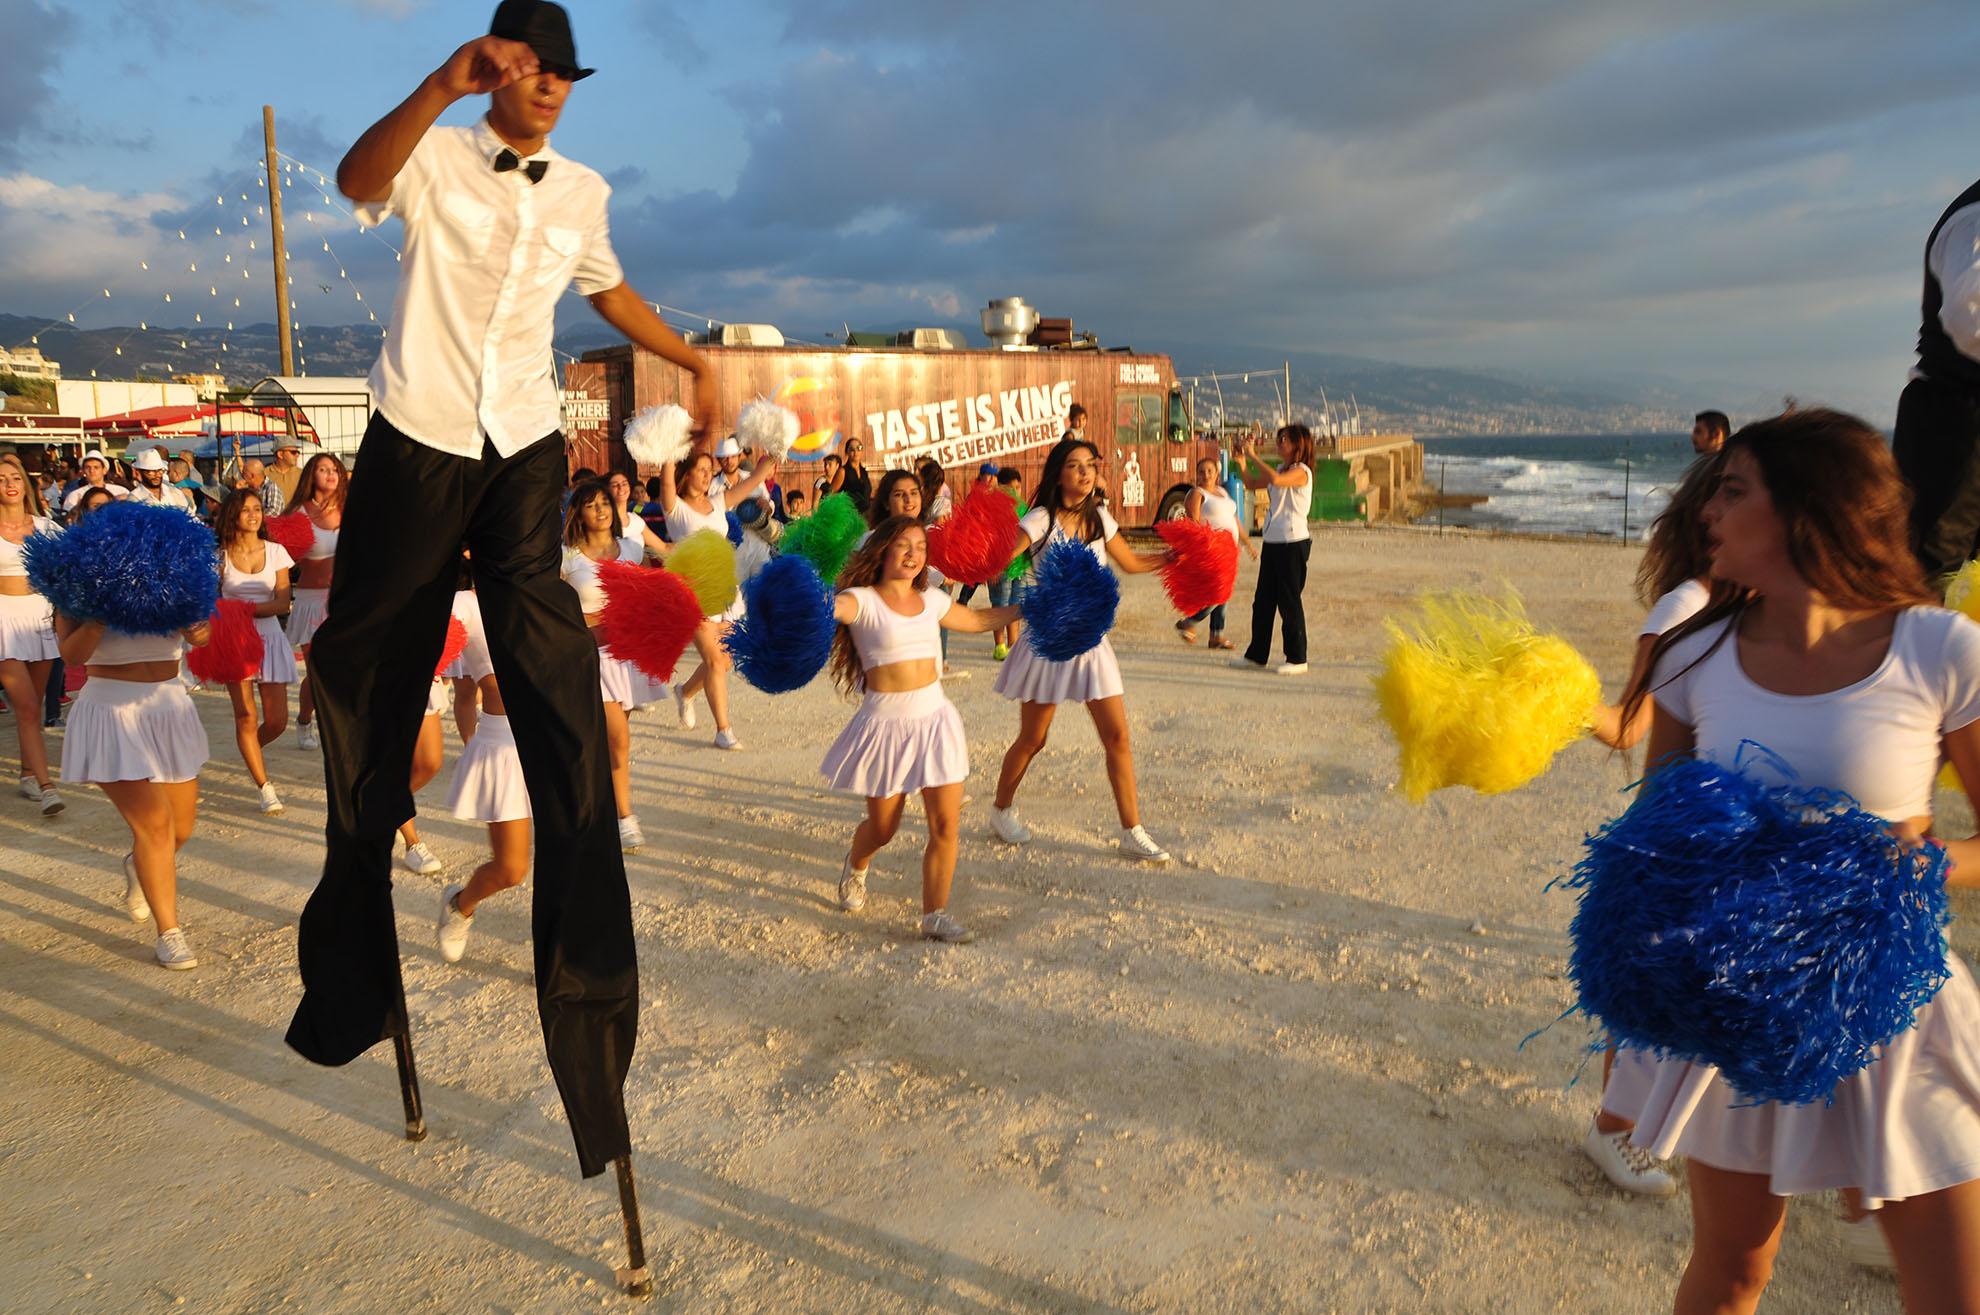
[489,0,594,81]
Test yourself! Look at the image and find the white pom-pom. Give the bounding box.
[623,404,693,469]
[737,400,801,459]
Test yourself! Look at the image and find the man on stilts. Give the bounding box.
[284,2,716,1293]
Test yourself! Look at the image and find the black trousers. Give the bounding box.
[1244,539,1310,665]
[286,415,635,1178]
[1893,375,1980,585]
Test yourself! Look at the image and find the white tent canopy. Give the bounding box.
[244,377,372,459]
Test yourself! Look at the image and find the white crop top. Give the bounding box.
[562,534,644,614]
[1018,504,1119,566]
[841,585,951,669]
[665,498,728,542]
[304,519,340,561]
[220,541,295,605]
[1641,578,1710,638]
[1651,606,1980,821]
[1262,464,1313,544]
[1194,487,1242,548]
[0,517,56,578]
[90,627,185,665]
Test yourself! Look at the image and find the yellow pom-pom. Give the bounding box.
[665,529,737,617]
[1372,590,1602,802]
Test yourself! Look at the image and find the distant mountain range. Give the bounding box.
[2,312,1718,436]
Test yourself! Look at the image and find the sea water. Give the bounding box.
[1417,434,1702,538]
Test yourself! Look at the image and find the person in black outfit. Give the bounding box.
[1894,176,1980,587]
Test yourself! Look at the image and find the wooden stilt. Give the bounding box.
[614,1155,653,1298]
[391,1030,426,1141]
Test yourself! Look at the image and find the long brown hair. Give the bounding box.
[1031,438,1106,544]
[296,452,348,513]
[1635,451,1722,606]
[562,478,621,547]
[1277,423,1316,469]
[0,454,45,518]
[868,468,924,528]
[215,485,268,555]
[828,515,930,696]
[1620,409,1936,733]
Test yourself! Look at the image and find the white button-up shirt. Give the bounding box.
[356,117,625,459]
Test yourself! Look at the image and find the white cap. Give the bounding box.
[80,449,108,465]
[131,448,169,471]
[714,436,743,458]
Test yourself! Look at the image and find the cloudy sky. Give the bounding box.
[5,0,1980,420]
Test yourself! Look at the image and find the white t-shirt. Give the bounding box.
[1262,464,1312,544]
[1641,578,1710,638]
[1192,486,1243,549]
[1651,606,1980,821]
[561,533,645,614]
[220,541,295,605]
[1019,504,1119,566]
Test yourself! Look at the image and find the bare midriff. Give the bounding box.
[0,578,32,597]
[87,662,182,683]
[862,658,939,693]
[295,558,335,590]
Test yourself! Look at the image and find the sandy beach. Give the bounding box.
[0,524,1955,1313]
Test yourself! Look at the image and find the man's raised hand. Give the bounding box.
[434,36,539,100]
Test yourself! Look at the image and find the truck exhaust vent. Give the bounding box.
[980,297,1039,350]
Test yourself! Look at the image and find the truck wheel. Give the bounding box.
[1154,484,1194,522]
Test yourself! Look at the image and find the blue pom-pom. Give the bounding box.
[1019,539,1118,661]
[1558,747,1953,1106]
[721,554,835,694]
[726,511,743,545]
[25,501,217,635]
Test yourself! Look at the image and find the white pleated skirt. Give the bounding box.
[993,631,1124,705]
[1604,953,1980,1208]
[598,648,667,711]
[819,684,968,797]
[0,590,58,662]
[62,677,209,785]
[447,712,529,823]
[252,615,298,684]
[287,587,329,648]
[425,678,448,718]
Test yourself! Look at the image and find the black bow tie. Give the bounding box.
[493,148,548,184]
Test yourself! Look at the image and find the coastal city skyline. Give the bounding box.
[4,0,1978,425]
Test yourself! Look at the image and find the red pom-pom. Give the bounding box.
[433,615,468,680]
[185,598,263,684]
[264,513,316,561]
[596,559,703,683]
[927,488,1022,585]
[1155,519,1239,616]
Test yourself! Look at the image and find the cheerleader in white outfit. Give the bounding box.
[441,583,483,744]
[57,603,212,971]
[433,597,530,964]
[0,455,63,815]
[396,553,480,879]
[990,439,1173,864]
[561,478,658,851]
[1603,411,1980,1310]
[215,486,297,815]
[822,515,1019,942]
[658,444,778,749]
[286,452,346,749]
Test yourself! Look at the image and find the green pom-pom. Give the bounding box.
[782,492,866,584]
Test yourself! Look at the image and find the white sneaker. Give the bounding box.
[155,927,198,970]
[676,689,696,730]
[399,841,442,876]
[122,852,151,923]
[837,857,867,912]
[1275,661,1309,675]
[38,786,63,816]
[713,728,742,751]
[1119,824,1172,863]
[989,805,1031,845]
[920,909,977,944]
[1228,654,1267,670]
[18,775,40,802]
[297,723,319,750]
[1582,1120,1677,1197]
[941,664,971,681]
[257,780,284,815]
[1845,1212,1894,1272]
[619,815,645,852]
[436,884,472,963]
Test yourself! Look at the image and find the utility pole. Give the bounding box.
[263,106,294,377]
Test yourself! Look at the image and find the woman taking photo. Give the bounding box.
[287,453,347,749]
[823,515,1018,942]
[1230,425,1313,674]
[561,478,657,850]
[215,486,295,815]
[658,444,777,749]
[1605,409,1980,1312]
[990,439,1173,863]
[0,455,63,815]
